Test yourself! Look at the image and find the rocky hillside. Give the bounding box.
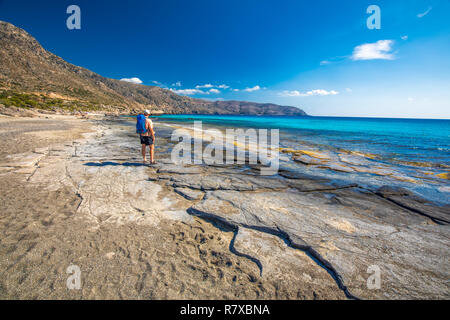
[0,21,307,116]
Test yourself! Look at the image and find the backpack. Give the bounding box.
[136,114,147,134]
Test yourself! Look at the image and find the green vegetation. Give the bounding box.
[0,90,103,112]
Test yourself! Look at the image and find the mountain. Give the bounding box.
[0,21,307,116]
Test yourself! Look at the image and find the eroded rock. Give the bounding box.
[167,173,288,191]
[190,189,450,299]
[376,186,450,224]
[1,152,45,168]
[174,187,205,200]
[157,164,203,175]
[293,154,324,165]
[233,227,347,299]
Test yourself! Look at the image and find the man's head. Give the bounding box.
[144,109,150,116]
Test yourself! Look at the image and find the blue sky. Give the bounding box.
[0,0,449,118]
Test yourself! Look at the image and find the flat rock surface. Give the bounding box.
[157,164,203,175]
[1,152,45,168]
[165,173,288,191]
[233,227,347,299]
[376,186,450,224]
[293,154,324,165]
[190,188,450,299]
[319,163,355,173]
[174,187,205,201]
[27,125,193,229]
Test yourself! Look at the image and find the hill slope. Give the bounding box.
[0,21,307,116]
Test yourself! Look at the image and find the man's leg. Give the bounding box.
[141,144,147,163]
[149,144,155,164]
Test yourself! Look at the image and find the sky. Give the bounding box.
[0,0,449,118]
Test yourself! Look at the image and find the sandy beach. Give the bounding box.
[0,114,448,300]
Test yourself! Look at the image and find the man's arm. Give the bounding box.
[147,119,155,140]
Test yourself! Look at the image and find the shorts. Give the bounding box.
[140,135,154,146]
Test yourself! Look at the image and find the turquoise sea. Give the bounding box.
[152,115,450,204]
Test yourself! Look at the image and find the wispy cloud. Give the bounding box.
[120,77,143,84]
[401,35,408,40]
[167,82,230,96]
[170,88,204,95]
[152,80,168,88]
[195,83,230,89]
[319,55,349,66]
[280,89,339,97]
[170,87,221,95]
[195,83,214,89]
[165,82,260,96]
[351,40,396,61]
[417,7,432,18]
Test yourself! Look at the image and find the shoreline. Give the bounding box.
[0,115,448,299]
[152,117,450,206]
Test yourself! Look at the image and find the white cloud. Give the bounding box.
[280,90,302,97]
[170,88,205,95]
[351,40,396,61]
[408,97,414,101]
[189,83,258,92]
[320,60,331,65]
[280,89,339,97]
[401,35,408,40]
[163,82,232,95]
[196,83,214,89]
[120,77,143,84]
[196,83,230,89]
[170,87,221,95]
[243,85,261,92]
[171,83,256,95]
[417,7,432,18]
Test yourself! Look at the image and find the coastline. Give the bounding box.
[0,114,448,299]
[152,115,450,206]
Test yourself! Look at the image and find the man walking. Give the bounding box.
[136,110,156,164]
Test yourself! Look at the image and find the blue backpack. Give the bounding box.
[136,114,147,134]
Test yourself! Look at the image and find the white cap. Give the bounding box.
[144,109,150,115]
